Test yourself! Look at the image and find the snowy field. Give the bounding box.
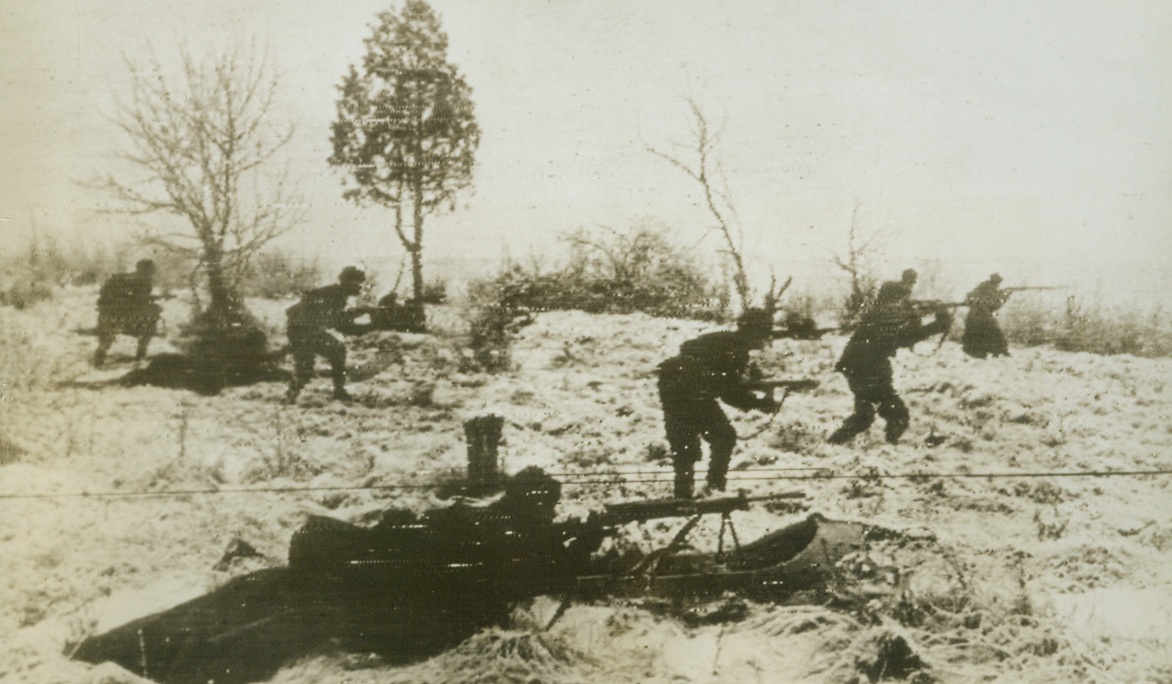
[2,287,1171,683]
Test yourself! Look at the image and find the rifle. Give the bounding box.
[910,299,967,314]
[771,326,838,341]
[585,490,806,530]
[742,378,820,393]
[1001,286,1069,293]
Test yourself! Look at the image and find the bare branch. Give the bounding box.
[96,42,301,312]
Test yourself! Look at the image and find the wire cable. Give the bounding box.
[3,467,1170,501]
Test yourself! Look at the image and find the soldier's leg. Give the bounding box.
[829,374,877,444]
[93,312,116,367]
[878,391,910,444]
[663,404,702,499]
[700,405,736,492]
[286,335,314,401]
[318,334,350,401]
[133,305,162,362]
[829,397,876,444]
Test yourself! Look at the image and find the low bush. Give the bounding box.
[238,250,322,299]
[421,278,449,305]
[458,223,728,373]
[485,223,727,320]
[1001,296,1172,358]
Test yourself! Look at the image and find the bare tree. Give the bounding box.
[648,96,753,312]
[832,202,886,326]
[97,43,301,320]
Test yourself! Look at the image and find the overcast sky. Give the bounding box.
[2,0,1170,301]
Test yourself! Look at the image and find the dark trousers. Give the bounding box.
[661,397,737,498]
[829,366,909,445]
[93,304,160,366]
[288,328,346,394]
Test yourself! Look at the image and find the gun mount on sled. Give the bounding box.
[73,468,867,684]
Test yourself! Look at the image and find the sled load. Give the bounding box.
[73,467,866,684]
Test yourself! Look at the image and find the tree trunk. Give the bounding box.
[203,242,236,319]
[411,183,425,303]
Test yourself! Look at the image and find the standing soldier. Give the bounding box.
[962,273,1011,359]
[284,266,368,403]
[828,269,951,445]
[656,309,780,499]
[93,259,161,367]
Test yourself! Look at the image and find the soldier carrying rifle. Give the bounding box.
[284,266,370,404]
[829,268,952,445]
[960,273,1011,358]
[92,259,162,367]
[657,309,817,499]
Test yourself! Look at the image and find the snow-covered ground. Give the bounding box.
[2,287,1171,683]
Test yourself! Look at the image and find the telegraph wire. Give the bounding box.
[3,467,1171,501]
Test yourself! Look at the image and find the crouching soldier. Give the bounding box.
[93,259,161,367]
[657,309,780,499]
[828,271,951,445]
[285,266,368,403]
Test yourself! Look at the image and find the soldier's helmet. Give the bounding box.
[338,266,366,285]
[989,273,1003,284]
[901,268,918,285]
[135,259,157,275]
[736,308,773,337]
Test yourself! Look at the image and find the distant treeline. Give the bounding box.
[4,230,1171,360]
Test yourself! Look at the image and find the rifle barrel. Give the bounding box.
[744,379,819,391]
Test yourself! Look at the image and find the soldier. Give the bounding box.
[657,309,780,499]
[284,266,368,403]
[962,273,1011,358]
[92,259,161,367]
[828,270,952,445]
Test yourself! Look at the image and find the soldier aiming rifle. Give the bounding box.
[961,276,1066,359]
[657,309,819,498]
[829,268,953,445]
